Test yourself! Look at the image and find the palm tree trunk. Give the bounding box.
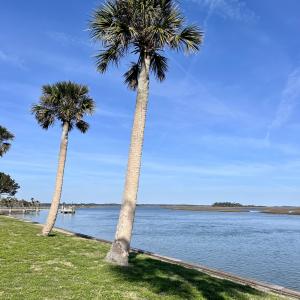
[106,56,151,266]
[42,122,69,236]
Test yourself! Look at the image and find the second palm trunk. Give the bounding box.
[106,57,151,266]
[42,122,69,236]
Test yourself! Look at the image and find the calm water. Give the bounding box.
[17,207,300,291]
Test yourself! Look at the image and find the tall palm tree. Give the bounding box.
[0,126,14,157]
[90,0,203,265]
[32,81,95,236]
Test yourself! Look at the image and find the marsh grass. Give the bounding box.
[0,216,289,299]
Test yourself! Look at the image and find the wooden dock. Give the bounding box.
[60,205,75,214]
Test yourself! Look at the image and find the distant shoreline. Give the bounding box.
[160,205,300,215]
[2,204,299,216]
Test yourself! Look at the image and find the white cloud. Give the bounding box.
[190,0,257,24]
[267,68,300,139]
[195,134,300,156]
[47,31,92,48]
[66,150,300,179]
[144,160,273,177]
[152,74,250,123]
[95,108,130,119]
[70,151,126,167]
[0,50,25,69]
[0,81,39,98]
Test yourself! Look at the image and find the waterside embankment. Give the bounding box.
[1,215,299,299]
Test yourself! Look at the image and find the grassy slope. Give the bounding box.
[0,216,289,300]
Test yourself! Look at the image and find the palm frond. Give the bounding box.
[150,52,168,82]
[95,43,125,73]
[0,126,14,157]
[0,126,14,142]
[90,1,116,41]
[124,62,140,90]
[170,25,203,53]
[0,143,11,157]
[90,0,134,73]
[80,96,96,115]
[75,120,90,133]
[31,105,56,129]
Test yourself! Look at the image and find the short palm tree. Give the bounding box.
[32,81,95,236]
[0,126,14,157]
[90,0,203,265]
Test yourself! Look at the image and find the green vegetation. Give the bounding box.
[0,130,21,208]
[0,172,20,197]
[262,207,300,215]
[0,197,40,208]
[0,216,288,300]
[161,205,300,215]
[90,0,203,266]
[212,202,243,207]
[0,125,14,157]
[31,81,95,236]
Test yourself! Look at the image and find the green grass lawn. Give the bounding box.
[0,216,290,300]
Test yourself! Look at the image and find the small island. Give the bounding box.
[161,202,300,215]
[212,202,244,207]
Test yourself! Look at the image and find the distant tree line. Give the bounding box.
[0,197,40,208]
[212,202,243,207]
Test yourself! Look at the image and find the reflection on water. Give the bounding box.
[16,206,300,291]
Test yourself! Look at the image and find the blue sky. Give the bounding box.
[1,0,300,205]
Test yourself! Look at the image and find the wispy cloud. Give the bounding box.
[1,160,54,173]
[152,77,250,122]
[266,68,300,139]
[47,31,92,48]
[0,50,25,69]
[0,81,39,98]
[66,150,300,179]
[22,48,99,79]
[144,159,300,179]
[190,0,257,25]
[70,151,126,167]
[194,134,300,156]
[95,108,130,119]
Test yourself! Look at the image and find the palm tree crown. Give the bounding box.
[0,126,14,157]
[90,0,203,89]
[31,81,95,132]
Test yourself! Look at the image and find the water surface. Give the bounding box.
[17,206,300,291]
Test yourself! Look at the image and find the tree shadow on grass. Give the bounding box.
[110,253,265,300]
